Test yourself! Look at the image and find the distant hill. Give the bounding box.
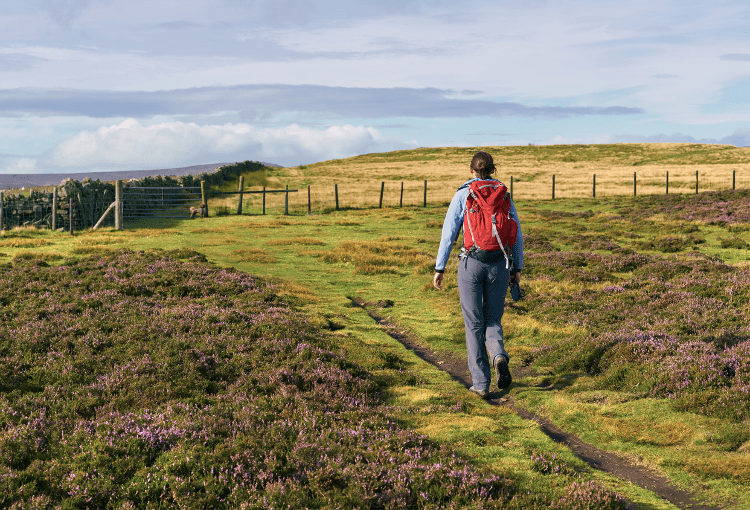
[0,162,281,191]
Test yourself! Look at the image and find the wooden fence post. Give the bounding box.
[237,176,244,215]
[200,180,208,217]
[733,170,736,190]
[696,170,699,194]
[284,185,289,215]
[510,176,514,201]
[307,185,311,215]
[69,198,74,235]
[666,171,669,195]
[0,192,3,232]
[51,188,57,230]
[552,175,555,200]
[593,174,596,198]
[262,187,266,215]
[634,172,636,196]
[400,182,404,207]
[115,180,122,230]
[335,184,339,211]
[379,182,384,208]
[423,180,427,207]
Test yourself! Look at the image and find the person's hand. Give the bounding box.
[433,272,443,290]
[509,271,521,289]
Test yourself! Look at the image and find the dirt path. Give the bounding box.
[350,298,723,510]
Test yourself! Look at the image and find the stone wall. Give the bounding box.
[0,160,268,230]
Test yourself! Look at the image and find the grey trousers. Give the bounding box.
[457,255,510,391]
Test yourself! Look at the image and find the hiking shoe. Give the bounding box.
[494,355,512,390]
[469,386,490,399]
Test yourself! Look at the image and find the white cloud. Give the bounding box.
[47,118,402,169]
[0,157,38,174]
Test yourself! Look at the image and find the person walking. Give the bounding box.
[433,151,524,398]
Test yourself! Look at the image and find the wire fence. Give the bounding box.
[122,187,203,220]
[2,170,749,231]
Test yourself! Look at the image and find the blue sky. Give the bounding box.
[1,0,750,173]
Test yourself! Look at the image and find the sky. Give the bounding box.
[1,0,750,174]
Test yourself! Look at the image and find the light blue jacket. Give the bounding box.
[435,178,523,272]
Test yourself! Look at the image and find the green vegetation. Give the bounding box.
[3,143,750,508]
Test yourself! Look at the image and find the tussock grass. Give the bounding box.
[129,228,180,237]
[264,237,326,246]
[239,222,277,229]
[319,240,431,275]
[13,250,64,261]
[189,227,231,234]
[73,235,126,246]
[0,226,50,237]
[335,220,361,226]
[231,247,277,263]
[71,245,117,255]
[685,458,750,482]
[0,238,52,248]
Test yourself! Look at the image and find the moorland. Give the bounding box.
[1,143,750,509]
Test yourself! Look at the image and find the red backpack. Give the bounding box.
[463,180,518,266]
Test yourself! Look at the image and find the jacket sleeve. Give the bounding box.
[510,199,523,270]
[434,187,468,272]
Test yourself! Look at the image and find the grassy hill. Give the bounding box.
[204,143,750,215]
[2,143,750,509]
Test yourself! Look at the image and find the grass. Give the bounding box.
[3,143,750,508]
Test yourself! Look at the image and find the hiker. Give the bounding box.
[433,151,524,399]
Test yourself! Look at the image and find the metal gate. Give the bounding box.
[122,187,202,220]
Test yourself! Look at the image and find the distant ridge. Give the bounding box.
[0,161,280,190]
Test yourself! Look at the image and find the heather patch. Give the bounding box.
[635,234,705,253]
[0,250,514,508]
[720,236,749,249]
[551,481,633,510]
[523,247,750,420]
[616,189,750,224]
[522,234,559,252]
[530,450,579,476]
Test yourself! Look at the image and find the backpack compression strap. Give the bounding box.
[490,213,510,269]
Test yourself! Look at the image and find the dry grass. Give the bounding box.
[264,237,326,246]
[190,227,232,234]
[231,247,277,263]
[685,457,750,482]
[598,415,695,447]
[71,246,117,255]
[271,144,750,206]
[0,238,52,248]
[129,228,180,237]
[13,251,64,262]
[318,240,432,275]
[73,235,127,247]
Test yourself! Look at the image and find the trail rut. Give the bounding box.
[350,297,723,510]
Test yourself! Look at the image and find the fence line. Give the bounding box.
[2,171,747,231]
